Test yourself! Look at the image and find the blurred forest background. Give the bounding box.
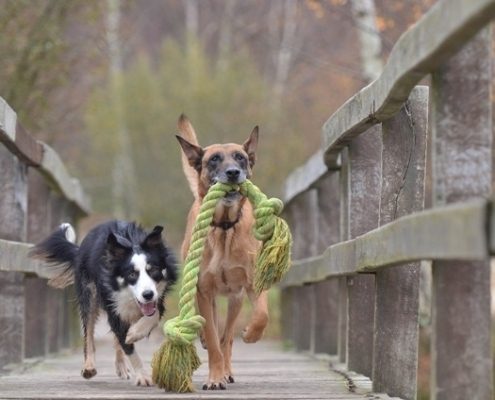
[0,0,435,246]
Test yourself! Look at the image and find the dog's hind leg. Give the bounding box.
[242,289,269,343]
[79,281,98,379]
[221,293,243,383]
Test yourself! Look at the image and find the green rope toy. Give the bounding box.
[152,179,292,392]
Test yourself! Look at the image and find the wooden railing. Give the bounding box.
[279,1,495,400]
[0,97,90,370]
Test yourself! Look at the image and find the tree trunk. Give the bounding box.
[350,0,383,82]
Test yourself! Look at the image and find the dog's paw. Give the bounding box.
[125,325,147,345]
[242,324,265,343]
[202,380,227,390]
[135,372,153,386]
[81,368,97,379]
[115,359,131,380]
[225,374,235,383]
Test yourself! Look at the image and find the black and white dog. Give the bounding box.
[31,221,177,386]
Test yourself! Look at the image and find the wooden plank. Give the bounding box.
[313,173,340,355]
[0,336,396,399]
[322,0,495,168]
[337,149,349,364]
[283,150,329,204]
[346,124,381,378]
[286,190,318,352]
[0,146,27,369]
[0,96,90,216]
[430,28,493,400]
[0,239,54,279]
[372,86,428,400]
[279,199,490,287]
[40,143,91,215]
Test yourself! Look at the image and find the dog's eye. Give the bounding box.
[234,152,245,162]
[209,154,221,163]
[128,271,138,280]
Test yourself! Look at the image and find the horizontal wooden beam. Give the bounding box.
[321,0,495,167]
[0,96,90,215]
[283,150,330,203]
[0,239,53,279]
[280,199,489,287]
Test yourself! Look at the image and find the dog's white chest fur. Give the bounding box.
[112,288,142,323]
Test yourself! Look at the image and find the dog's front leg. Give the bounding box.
[197,290,226,390]
[125,312,160,344]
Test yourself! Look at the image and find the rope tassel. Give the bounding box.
[152,180,292,392]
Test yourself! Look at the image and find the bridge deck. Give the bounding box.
[0,333,391,400]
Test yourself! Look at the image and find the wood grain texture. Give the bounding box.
[346,125,381,378]
[283,150,329,204]
[0,335,402,399]
[313,173,340,355]
[372,86,428,400]
[0,146,27,370]
[279,199,490,287]
[322,0,495,168]
[431,27,493,400]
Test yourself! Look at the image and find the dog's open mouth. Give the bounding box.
[138,301,157,317]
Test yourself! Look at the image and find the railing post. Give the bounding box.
[0,145,27,369]
[372,85,429,399]
[285,190,318,351]
[312,172,340,354]
[337,148,349,363]
[431,27,493,400]
[346,124,381,377]
[25,170,52,358]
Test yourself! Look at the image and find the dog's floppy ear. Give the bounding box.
[107,232,131,259]
[176,135,203,172]
[143,225,164,248]
[243,126,259,168]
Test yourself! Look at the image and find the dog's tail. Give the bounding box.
[30,223,78,289]
[177,114,200,199]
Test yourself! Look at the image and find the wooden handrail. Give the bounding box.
[280,199,489,287]
[0,96,90,215]
[322,0,495,168]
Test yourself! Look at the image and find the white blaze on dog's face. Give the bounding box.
[128,253,158,316]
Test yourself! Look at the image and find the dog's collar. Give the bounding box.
[211,212,242,231]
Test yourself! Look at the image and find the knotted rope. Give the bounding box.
[152,180,292,392]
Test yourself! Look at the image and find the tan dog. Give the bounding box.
[176,115,269,390]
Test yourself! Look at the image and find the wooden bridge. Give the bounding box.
[1,0,494,399]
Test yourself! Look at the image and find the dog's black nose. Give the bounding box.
[142,290,154,301]
[226,168,240,180]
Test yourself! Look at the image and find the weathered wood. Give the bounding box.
[25,170,53,358]
[0,96,90,216]
[283,150,329,204]
[0,337,397,399]
[312,173,340,355]
[322,0,495,168]
[41,143,90,215]
[372,86,428,400]
[431,27,493,400]
[346,125,381,378]
[287,190,318,352]
[279,199,489,287]
[337,148,349,364]
[0,146,27,369]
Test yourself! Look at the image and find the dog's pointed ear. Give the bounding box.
[143,225,164,248]
[107,233,131,259]
[243,126,259,168]
[176,135,203,172]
